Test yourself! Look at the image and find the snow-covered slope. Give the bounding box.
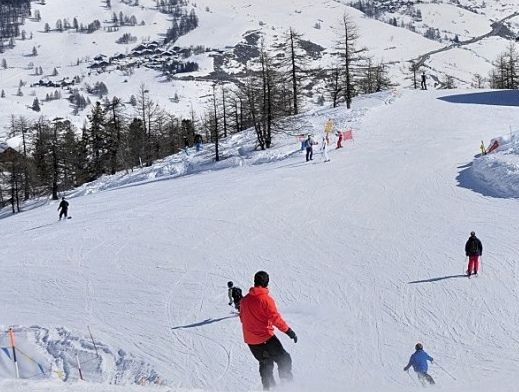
[1,88,519,392]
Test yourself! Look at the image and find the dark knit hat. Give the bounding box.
[254,271,269,288]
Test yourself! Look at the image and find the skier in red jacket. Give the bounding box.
[239,271,297,391]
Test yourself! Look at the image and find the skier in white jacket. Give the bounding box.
[321,136,330,162]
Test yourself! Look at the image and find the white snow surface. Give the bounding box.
[1,89,519,392]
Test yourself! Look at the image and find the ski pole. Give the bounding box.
[406,370,419,386]
[8,328,19,379]
[434,361,457,380]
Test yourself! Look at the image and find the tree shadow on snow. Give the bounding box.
[408,275,467,284]
[171,314,238,330]
[456,162,504,198]
[437,90,519,107]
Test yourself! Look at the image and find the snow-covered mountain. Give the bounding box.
[1,0,519,134]
[1,87,519,392]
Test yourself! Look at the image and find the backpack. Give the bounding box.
[469,238,479,254]
[231,287,242,301]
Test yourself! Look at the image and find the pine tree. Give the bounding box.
[87,102,107,178]
[32,97,41,112]
[281,27,308,115]
[334,13,367,109]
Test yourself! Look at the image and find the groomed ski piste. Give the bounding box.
[1,88,519,392]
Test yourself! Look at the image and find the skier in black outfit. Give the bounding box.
[420,71,427,90]
[306,135,316,162]
[58,197,69,220]
[465,231,483,276]
[227,281,243,311]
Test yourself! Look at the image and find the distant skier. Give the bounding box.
[227,281,243,311]
[336,131,343,149]
[404,343,435,386]
[183,136,190,155]
[194,134,203,152]
[465,231,483,276]
[480,140,487,156]
[239,271,297,391]
[321,136,330,162]
[420,71,427,90]
[306,134,316,162]
[58,197,69,220]
[299,134,307,152]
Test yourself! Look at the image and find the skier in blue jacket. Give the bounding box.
[404,343,435,385]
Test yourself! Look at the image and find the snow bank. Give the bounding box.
[472,132,519,198]
[0,326,163,387]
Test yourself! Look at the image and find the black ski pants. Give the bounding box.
[248,335,293,391]
[59,209,68,220]
[306,147,313,161]
[417,372,435,385]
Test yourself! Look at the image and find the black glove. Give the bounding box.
[286,328,297,343]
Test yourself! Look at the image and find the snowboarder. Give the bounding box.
[321,136,330,162]
[227,281,243,311]
[194,134,203,152]
[306,134,316,162]
[420,71,427,90]
[336,131,343,149]
[465,231,483,276]
[404,343,435,386]
[239,271,297,391]
[58,197,69,220]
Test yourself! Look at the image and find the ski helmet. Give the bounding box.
[227,281,233,288]
[470,231,475,236]
[254,271,269,288]
[415,343,423,351]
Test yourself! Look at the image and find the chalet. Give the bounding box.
[59,78,75,87]
[0,146,23,169]
[133,44,147,52]
[111,53,125,60]
[89,60,110,69]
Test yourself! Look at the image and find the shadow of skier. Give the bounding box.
[171,314,238,330]
[408,275,467,284]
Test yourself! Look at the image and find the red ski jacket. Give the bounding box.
[239,286,290,345]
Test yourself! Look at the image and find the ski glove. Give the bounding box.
[286,328,298,343]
